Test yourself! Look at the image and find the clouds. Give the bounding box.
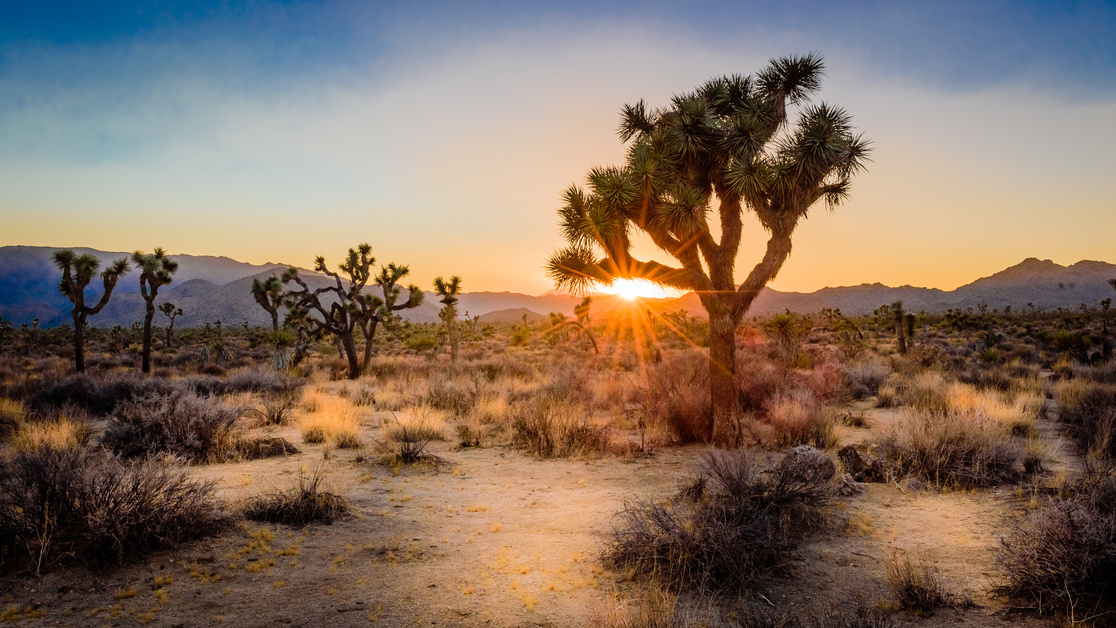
[0,2,1113,293]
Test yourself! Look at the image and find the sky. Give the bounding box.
[1,0,1113,296]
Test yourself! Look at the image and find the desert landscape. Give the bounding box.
[2,2,1114,627]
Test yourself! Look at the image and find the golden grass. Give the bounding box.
[298,392,360,447]
[10,416,89,452]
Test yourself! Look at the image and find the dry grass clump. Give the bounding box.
[242,468,350,526]
[241,391,301,427]
[298,392,361,448]
[885,554,969,615]
[603,448,835,593]
[103,391,240,463]
[1056,382,1116,460]
[10,416,91,452]
[995,472,1116,619]
[945,382,1042,437]
[384,405,447,442]
[510,396,612,458]
[0,397,20,440]
[0,447,227,572]
[876,409,1027,488]
[756,390,835,449]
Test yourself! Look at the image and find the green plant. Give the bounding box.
[433,275,463,362]
[545,54,870,445]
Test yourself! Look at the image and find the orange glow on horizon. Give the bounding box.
[596,279,681,301]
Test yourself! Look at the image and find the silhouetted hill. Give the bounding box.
[1,246,1113,327]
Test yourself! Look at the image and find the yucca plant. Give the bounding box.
[133,248,178,373]
[546,54,870,443]
[53,249,129,372]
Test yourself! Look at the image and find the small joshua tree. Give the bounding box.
[159,302,183,349]
[891,300,907,355]
[282,244,423,379]
[53,249,129,372]
[133,249,178,373]
[433,275,462,362]
[251,275,283,332]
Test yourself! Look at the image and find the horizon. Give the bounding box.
[2,1,1113,295]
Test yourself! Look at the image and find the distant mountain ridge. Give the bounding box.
[0,246,1113,327]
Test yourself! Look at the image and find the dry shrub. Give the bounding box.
[1057,382,1116,460]
[242,468,350,526]
[885,554,969,615]
[760,390,835,449]
[510,397,612,458]
[802,361,848,402]
[638,352,711,443]
[0,397,20,440]
[735,354,788,412]
[423,375,477,417]
[995,473,1116,619]
[104,391,239,463]
[876,409,1026,488]
[242,391,301,427]
[236,436,300,460]
[0,448,227,571]
[470,394,511,425]
[603,448,835,593]
[846,363,890,400]
[385,405,447,442]
[591,594,893,628]
[945,382,1041,437]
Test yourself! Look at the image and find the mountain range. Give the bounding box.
[1,246,1113,328]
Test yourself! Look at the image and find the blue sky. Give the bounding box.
[1,1,1113,294]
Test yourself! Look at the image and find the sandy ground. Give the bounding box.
[0,402,1077,627]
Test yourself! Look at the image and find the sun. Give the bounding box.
[601,278,678,300]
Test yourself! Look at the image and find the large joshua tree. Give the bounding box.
[546,53,870,445]
[53,249,129,372]
[282,244,423,379]
[133,248,179,373]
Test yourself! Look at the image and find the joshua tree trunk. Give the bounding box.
[72,311,86,373]
[340,332,360,380]
[142,300,156,373]
[708,310,739,444]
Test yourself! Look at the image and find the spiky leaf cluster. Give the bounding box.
[546,53,870,299]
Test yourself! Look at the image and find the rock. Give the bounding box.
[837,445,886,483]
[777,445,836,483]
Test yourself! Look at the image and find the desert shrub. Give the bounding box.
[242,391,301,426]
[638,353,711,443]
[898,373,950,414]
[885,555,968,615]
[1075,360,1116,385]
[876,410,1026,488]
[735,354,788,412]
[218,369,300,395]
[0,448,226,571]
[603,448,834,592]
[24,374,176,416]
[759,390,835,449]
[235,436,299,460]
[0,397,21,440]
[802,361,848,402]
[103,391,239,463]
[423,376,476,417]
[242,468,350,525]
[510,397,612,458]
[592,594,893,628]
[1057,382,1116,459]
[995,474,1116,618]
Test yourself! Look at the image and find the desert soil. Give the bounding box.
[0,402,1075,627]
